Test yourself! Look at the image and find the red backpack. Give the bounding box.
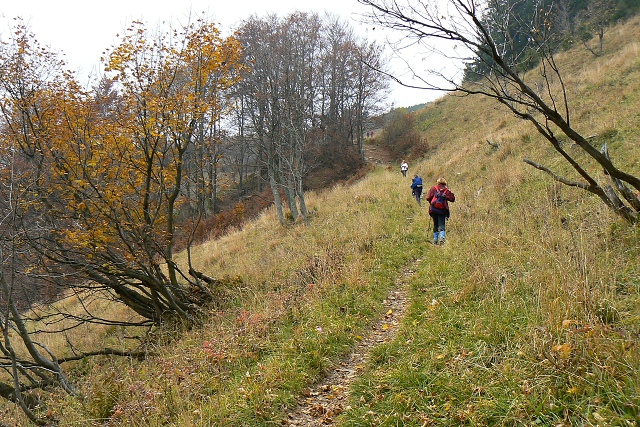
[430,188,447,210]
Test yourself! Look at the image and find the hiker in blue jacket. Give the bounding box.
[426,177,455,244]
[410,174,423,205]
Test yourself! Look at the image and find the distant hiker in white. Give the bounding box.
[401,160,409,177]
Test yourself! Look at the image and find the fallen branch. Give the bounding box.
[57,348,147,363]
[487,139,500,149]
[189,268,219,286]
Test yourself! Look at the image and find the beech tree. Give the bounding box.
[0,150,76,425]
[0,18,244,324]
[0,17,244,423]
[359,0,640,223]
[235,12,388,225]
[319,16,388,162]
[62,19,243,321]
[0,23,102,424]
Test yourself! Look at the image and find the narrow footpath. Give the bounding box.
[284,261,418,426]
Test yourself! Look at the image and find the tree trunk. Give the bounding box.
[268,162,285,225]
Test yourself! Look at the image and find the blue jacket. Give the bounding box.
[410,176,423,190]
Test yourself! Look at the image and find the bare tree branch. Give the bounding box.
[523,159,588,189]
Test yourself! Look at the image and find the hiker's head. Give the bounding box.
[437,177,447,186]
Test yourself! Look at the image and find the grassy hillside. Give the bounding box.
[340,15,640,426]
[3,15,640,427]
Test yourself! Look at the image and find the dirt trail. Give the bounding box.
[363,141,395,166]
[284,262,418,426]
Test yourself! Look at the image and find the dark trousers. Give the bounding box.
[430,212,447,232]
[412,186,422,204]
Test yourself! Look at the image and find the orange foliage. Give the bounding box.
[0,17,247,321]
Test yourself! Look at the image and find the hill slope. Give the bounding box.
[3,15,640,427]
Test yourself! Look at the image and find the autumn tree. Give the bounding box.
[319,16,389,162]
[1,17,245,324]
[65,19,243,321]
[0,23,95,424]
[378,108,421,159]
[0,16,244,422]
[359,0,640,223]
[0,142,76,425]
[236,13,321,224]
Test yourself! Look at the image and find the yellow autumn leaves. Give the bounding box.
[551,318,596,360]
[0,17,247,322]
[551,343,572,359]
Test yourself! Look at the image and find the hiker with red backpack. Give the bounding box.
[426,177,455,245]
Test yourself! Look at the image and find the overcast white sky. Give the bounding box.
[1,0,450,107]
